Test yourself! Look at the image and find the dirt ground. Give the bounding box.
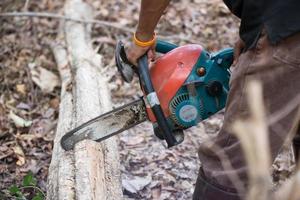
[0,0,295,199]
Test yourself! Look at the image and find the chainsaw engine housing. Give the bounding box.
[146,44,233,139]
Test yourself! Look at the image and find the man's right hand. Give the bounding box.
[125,34,156,66]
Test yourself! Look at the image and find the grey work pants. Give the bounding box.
[193,31,300,199]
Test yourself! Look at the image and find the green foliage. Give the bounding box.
[9,185,21,195]
[32,192,43,200]
[22,172,37,187]
[8,172,45,200]
[9,185,25,200]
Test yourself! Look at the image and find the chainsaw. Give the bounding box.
[61,40,233,150]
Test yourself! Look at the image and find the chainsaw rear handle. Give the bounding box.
[137,55,179,147]
[155,39,178,53]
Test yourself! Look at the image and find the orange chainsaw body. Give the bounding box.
[146,44,203,122]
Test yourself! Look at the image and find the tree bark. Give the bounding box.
[47,0,122,199]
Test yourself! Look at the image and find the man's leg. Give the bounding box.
[193,31,300,200]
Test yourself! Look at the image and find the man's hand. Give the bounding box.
[126,33,156,66]
[233,38,245,66]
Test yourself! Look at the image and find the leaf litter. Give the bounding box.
[0,0,295,199]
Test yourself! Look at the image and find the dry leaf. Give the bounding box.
[151,186,162,200]
[20,134,36,141]
[122,176,152,193]
[13,145,26,166]
[180,180,193,190]
[9,110,32,128]
[16,84,26,95]
[16,102,32,110]
[29,62,60,93]
[126,136,145,146]
[29,118,55,137]
[20,159,42,174]
[50,98,60,109]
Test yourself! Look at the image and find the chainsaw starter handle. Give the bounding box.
[137,55,179,147]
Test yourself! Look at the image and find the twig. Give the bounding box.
[19,186,46,198]
[0,11,199,43]
[232,80,272,200]
[23,0,30,11]
[0,11,134,33]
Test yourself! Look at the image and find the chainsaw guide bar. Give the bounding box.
[61,98,147,151]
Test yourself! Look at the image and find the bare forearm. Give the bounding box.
[136,0,170,41]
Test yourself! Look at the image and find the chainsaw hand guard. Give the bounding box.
[115,41,135,83]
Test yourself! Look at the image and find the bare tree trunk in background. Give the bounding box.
[47,0,122,199]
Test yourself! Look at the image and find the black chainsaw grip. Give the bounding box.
[137,55,178,148]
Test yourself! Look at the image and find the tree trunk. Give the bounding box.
[47,0,122,199]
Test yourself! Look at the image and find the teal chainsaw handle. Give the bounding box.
[156,40,234,70]
[155,39,178,54]
[212,47,234,69]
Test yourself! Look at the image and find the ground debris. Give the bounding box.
[9,110,32,128]
[0,0,60,193]
[0,0,294,199]
[28,63,60,94]
[122,175,152,194]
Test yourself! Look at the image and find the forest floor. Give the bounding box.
[0,0,295,199]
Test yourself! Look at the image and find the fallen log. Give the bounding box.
[47,0,122,199]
